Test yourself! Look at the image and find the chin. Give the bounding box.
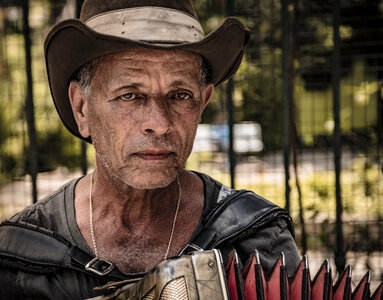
[123,170,179,190]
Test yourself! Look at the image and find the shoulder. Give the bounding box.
[196,171,293,232]
[3,177,80,233]
[192,171,294,244]
[209,189,294,244]
[196,174,300,274]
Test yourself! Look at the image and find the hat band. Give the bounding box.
[86,7,205,44]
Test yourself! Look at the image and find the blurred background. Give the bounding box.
[0,0,382,291]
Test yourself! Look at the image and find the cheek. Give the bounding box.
[178,115,200,152]
[87,105,122,155]
[89,100,134,133]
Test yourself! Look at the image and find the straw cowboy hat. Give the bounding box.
[44,0,250,142]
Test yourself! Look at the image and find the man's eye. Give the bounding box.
[175,93,191,100]
[120,93,136,101]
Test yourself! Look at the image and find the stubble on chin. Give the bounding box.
[95,149,182,190]
[131,165,183,190]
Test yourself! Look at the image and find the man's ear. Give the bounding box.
[68,81,90,138]
[201,83,214,111]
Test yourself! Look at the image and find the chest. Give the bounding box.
[75,171,206,274]
[93,213,201,273]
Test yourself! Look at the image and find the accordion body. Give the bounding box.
[91,249,383,300]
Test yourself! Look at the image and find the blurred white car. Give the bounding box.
[193,122,263,153]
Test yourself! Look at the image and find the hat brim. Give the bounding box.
[44,17,250,143]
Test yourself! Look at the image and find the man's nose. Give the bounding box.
[140,99,174,135]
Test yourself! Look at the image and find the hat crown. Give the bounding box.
[80,0,199,22]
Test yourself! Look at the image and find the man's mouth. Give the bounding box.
[134,150,174,160]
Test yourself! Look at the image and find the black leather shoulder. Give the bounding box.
[184,190,294,253]
[0,221,140,281]
[0,221,71,273]
[208,190,294,246]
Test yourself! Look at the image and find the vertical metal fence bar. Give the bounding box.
[282,0,291,213]
[377,59,383,262]
[227,78,236,189]
[332,0,345,273]
[226,0,236,189]
[378,72,383,219]
[22,0,38,204]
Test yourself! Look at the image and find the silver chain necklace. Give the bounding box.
[89,172,182,260]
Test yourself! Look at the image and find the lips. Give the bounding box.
[134,150,174,160]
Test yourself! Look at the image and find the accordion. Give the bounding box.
[90,249,382,300]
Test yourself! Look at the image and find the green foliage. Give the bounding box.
[187,152,383,252]
[189,154,383,221]
[198,0,381,153]
[35,126,84,172]
[0,1,84,185]
[237,53,284,149]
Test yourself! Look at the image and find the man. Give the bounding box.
[0,0,301,299]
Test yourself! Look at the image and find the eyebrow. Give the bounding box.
[120,67,146,73]
[169,80,188,87]
[111,83,144,93]
[169,68,201,84]
[170,68,201,82]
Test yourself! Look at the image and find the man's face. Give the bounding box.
[72,48,213,189]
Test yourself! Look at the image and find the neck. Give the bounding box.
[91,163,182,229]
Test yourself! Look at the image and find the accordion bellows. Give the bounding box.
[228,250,381,300]
[90,249,383,300]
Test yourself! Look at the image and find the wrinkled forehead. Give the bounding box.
[99,48,203,74]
